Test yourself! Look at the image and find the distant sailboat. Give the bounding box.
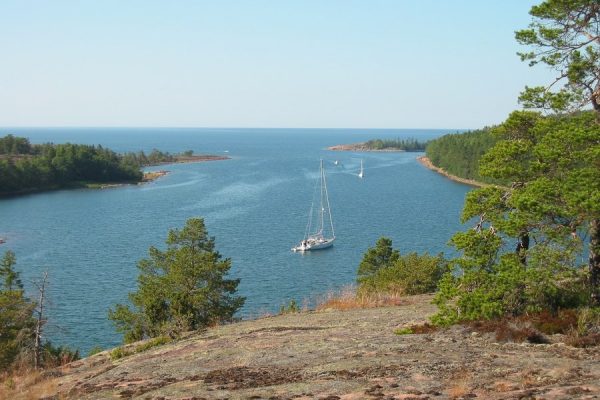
[292,160,335,252]
[334,160,339,166]
[358,159,364,178]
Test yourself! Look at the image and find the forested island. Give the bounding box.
[328,137,428,152]
[0,134,228,196]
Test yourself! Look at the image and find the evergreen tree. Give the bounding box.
[109,218,245,343]
[432,111,598,325]
[0,251,35,370]
[516,0,600,113]
[516,0,600,303]
[357,237,400,284]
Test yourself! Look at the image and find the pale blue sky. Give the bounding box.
[0,0,550,129]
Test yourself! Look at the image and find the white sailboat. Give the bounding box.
[358,159,364,178]
[292,160,335,252]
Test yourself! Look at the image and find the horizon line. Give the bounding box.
[0,125,471,131]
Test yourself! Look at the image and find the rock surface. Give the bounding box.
[33,295,600,399]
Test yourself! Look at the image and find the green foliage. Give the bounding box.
[0,135,143,195]
[134,336,171,353]
[394,327,413,335]
[432,111,599,325]
[365,138,428,151]
[279,299,300,314]
[357,237,448,296]
[41,342,80,367]
[1,250,21,291]
[108,218,245,343]
[109,347,128,360]
[0,134,32,155]
[0,251,35,370]
[109,336,172,360]
[425,128,502,184]
[87,346,104,357]
[357,237,399,283]
[515,0,600,113]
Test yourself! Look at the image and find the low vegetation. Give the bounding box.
[357,237,448,297]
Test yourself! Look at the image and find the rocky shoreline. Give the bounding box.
[140,155,230,184]
[13,294,600,399]
[417,156,487,188]
[327,143,406,152]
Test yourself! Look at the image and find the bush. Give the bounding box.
[358,249,448,296]
[109,347,129,360]
[134,336,170,353]
[279,299,300,314]
[87,346,104,357]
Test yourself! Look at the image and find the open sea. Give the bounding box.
[0,128,471,354]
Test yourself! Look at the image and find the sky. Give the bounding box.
[0,0,553,129]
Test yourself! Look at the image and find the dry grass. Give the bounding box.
[315,286,407,311]
[468,308,600,346]
[446,369,473,399]
[494,381,515,392]
[0,369,61,400]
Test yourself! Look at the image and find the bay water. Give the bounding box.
[0,128,471,354]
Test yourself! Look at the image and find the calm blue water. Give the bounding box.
[0,128,471,354]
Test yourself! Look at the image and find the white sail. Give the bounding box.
[358,159,364,178]
[292,160,335,252]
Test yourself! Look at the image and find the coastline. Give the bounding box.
[144,154,230,166]
[327,143,407,152]
[140,154,230,183]
[417,156,487,188]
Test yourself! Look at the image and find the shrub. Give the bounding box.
[134,336,170,353]
[109,347,129,360]
[279,299,299,314]
[358,250,448,296]
[87,346,104,357]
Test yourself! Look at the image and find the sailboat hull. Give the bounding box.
[292,237,335,252]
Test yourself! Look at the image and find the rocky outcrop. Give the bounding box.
[24,294,600,399]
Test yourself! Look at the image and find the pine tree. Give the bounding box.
[109,218,245,343]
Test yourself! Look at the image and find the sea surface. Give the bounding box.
[0,128,471,354]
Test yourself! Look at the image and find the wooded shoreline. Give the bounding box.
[417,155,487,188]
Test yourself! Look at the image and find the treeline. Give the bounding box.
[120,148,193,167]
[0,135,143,195]
[0,134,195,195]
[424,128,501,184]
[365,138,428,151]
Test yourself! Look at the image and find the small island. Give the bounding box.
[0,134,229,196]
[328,138,428,152]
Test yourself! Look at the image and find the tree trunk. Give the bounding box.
[516,232,529,265]
[590,218,600,306]
[33,271,48,369]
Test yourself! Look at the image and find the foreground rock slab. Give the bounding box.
[36,295,600,399]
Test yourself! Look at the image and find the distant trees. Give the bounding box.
[365,138,428,151]
[0,136,143,195]
[425,129,500,184]
[109,218,245,343]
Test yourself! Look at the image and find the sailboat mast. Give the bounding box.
[322,159,335,238]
